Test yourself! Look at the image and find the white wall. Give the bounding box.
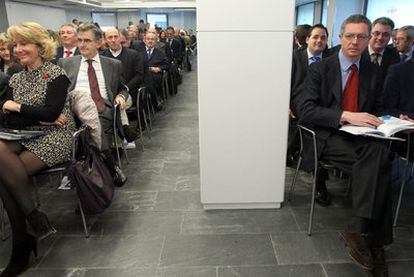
[139,8,196,31]
[117,10,141,29]
[65,9,92,24]
[198,0,295,209]
[5,0,66,30]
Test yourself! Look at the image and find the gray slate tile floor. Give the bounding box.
[1,65,413,276]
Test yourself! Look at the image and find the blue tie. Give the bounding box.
[147,49,152,60]
[400,54,407,63]
[310,56,321,63]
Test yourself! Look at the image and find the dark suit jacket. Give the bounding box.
[147,47,170,71]
[383,59,414,118]
[145,47,170,89]
[54,46,80,64]
[101,47,144,93]
[130,39,146,53]
[298,54,383,169]
[167,38,182,61]
[362,47,399,80]
[290,48,327,115]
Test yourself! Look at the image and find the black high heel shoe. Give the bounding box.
[0,234,37,277]
[26,210,56,241]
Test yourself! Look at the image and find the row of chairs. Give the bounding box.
[0,55,187,241]
[288,124,413,236]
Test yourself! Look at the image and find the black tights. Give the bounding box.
[0,140,46,244]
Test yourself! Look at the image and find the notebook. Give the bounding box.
[0,128,45,141]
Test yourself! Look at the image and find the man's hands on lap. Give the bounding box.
[340,111,383,127]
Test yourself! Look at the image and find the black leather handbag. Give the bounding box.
[68,144,114,215]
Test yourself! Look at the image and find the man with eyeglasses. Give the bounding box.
[363,17,399,79]
[299,15,392,277]
[288,24,331,205]
[55,23,80,64]
[395,25,414,63]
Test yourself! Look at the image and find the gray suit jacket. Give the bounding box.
[57,55,128,103]
[58,55,128,150]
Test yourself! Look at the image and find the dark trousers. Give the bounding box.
[320,132,393,245]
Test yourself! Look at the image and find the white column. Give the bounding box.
[198,0,295,209]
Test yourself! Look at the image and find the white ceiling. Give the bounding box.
[9,0,196,11]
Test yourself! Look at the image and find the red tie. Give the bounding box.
[343,64,359,112]
[65,50,72,57]
[86,60,106,112]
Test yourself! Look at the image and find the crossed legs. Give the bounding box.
[0,139,46,244]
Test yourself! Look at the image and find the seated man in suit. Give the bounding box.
[383,58,414,118]
[102,27,145,142]
[55,23,80,63]
[288,24,330,205]
[144,32,170,110]
[58,23,128,187]
[395,25,414,63]
[299,15,392,276]
[119,28,145,53]
[363,17,399,79]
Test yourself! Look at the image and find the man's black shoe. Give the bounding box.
[114,166,127,187]
[122,125,139,142]
[315,181,332,206]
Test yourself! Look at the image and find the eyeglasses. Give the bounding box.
[78,38,94,44]
[372,31,391,38]
[342,33,369,41]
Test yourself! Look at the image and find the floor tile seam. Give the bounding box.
[157,235,167,267]
[34,237,59,269]
[180,230,303,236]
[288,206,302,232]
[269,233,280,265]
[179,211,185,234]
[277,259,351,266]
[320,263,329,277]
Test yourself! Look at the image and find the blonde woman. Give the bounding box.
[0,22,76,276]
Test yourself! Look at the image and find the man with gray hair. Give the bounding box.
[363,17,399,78]
[299,14,392,276]
[58,23,128,186]
[395,25,414,63]
[55,23,79,63]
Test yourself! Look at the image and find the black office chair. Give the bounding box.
[288,124,351,235]
[162,70,169,101]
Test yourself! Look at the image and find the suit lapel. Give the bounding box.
[67,56,81,91]
[358,59,370,110]
[328,56,343,104]
[100,56,114,101]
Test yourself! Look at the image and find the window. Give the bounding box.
[331,0,363,46]
[321,0,328,26]
[366,0,414,28]
[146,13,168,29]
[296,3,315,25]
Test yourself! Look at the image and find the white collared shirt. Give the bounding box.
[63,46,77,58]
[368,45,385,65]
[74,54,109,100]
[145,47,153,56]
[109,47,122,58]
[306,48,323,65]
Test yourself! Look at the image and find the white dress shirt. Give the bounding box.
[74,54,109,100]
[109,47,122,58]
[368,45,385,65]
[63,46,78,58]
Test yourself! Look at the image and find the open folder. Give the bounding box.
[0,128,45,141]
[339,116,414,141]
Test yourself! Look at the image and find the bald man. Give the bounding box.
[101,27,145,141]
